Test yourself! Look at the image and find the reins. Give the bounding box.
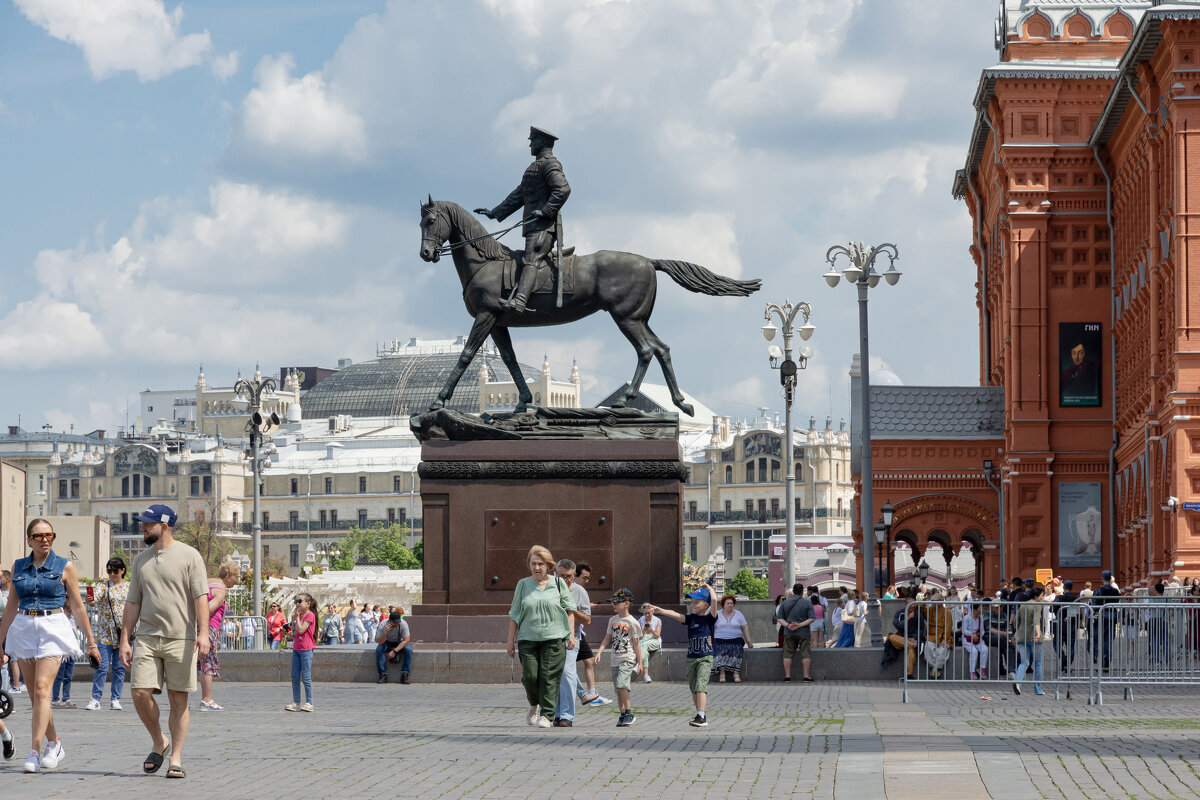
[435,215,534,257]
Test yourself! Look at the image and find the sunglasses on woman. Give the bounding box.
[28,533,55,541]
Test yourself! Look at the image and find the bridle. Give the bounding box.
[423,205,533,258]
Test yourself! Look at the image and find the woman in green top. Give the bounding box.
[506,545,576,729]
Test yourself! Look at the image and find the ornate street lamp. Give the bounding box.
[873,520,887,596]
[762,300,815,589]
[234,370,280,617]
[881,500,895,588]
[823,242,901,595]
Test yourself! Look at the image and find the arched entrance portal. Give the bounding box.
[886,495,999,592]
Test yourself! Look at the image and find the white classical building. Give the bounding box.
[680,411,856,587]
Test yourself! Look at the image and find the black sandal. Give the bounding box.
[166,765,186,779]
[143,743,170,774]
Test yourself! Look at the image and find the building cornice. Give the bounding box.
[1091,8,1200,147]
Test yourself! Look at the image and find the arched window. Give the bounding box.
[725,465,733,483]
[121,473,152,498]
[770,459,781,482]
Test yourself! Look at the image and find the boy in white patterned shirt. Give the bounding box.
[594,588,643,727]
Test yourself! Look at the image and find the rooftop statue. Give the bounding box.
[417,126,760,420]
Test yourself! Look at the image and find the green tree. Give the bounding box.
[725,568,770,600]
[332,523,420,570]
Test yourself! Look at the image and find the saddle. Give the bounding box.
[502,247,576,298]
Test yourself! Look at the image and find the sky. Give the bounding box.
[0,0,1001,434]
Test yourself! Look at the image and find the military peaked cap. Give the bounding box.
[529,126,559,142]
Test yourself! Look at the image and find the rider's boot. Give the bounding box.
[502,263,540,313]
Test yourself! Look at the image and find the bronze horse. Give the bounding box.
[418,198,760,416]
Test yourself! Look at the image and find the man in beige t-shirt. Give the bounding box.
[119,504,209,779]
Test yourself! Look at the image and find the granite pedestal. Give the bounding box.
[410,437,684,643]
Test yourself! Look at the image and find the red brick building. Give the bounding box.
[855,1,1200,592]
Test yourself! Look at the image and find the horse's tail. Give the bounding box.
[652,259,761,297]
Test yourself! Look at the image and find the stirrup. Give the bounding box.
[502,293,529,313]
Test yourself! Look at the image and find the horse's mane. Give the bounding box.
[440,201,515,261]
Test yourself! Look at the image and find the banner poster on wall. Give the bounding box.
[1058,482,1103,567]
[1059,322,1103,407]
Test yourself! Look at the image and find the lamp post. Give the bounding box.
[234,372,279,617]
[982,458,1004,586]
[880,500,894,589]
[873,521,887,597]
[762,300,816,590]
[823,242,901,596]
[911,559,930,591]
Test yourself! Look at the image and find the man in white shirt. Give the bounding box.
[552,559,590,727]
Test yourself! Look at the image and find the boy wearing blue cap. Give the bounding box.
[594,588,642,727]
[650,582,718,728]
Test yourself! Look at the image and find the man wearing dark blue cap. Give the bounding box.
[119,504,209,779]
[474,125,571,313]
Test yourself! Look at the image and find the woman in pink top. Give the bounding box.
[198,561,239,710]
[286,593,317,712]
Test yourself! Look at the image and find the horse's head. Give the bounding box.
[419,195,448,263]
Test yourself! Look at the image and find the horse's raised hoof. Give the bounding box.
[428,399,445,411]
[610,398,627,409]
[677,402,695,417]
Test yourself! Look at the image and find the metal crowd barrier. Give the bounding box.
[896,598,1200,705]
[217,615,268,650]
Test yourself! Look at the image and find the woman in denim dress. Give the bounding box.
[0,518,101,773]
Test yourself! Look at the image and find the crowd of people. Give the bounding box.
[879,570,1200,696]
[10,509,1200,764]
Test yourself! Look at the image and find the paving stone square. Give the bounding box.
[1,680,1199,799]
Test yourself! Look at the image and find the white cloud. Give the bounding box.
[0,297,108,368]
[573,212,743,278]
[14,0,214,81]
[211,50,240,81]
[0,182,353,370]
[236,54,367,163]
[815,69,907,118]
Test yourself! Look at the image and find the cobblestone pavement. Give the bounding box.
[2,680,1200,799]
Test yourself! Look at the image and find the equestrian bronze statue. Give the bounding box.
[418,195,760,417]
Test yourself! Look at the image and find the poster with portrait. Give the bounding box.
[1059,322,1102,407]
[1058,482,1102,568]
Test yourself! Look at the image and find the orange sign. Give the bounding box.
[1035,568,1053,585]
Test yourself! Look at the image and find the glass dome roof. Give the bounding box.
[301,348,538,419]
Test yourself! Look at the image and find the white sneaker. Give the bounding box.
[643,674,652,683]
[536,715,553,728]
[23,750,39,773]
[526,705,539,726]
[41,739,64,769]
[86,699,102,711]
[110,699,123,711]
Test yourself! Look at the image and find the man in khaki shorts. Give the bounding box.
[119,504,209,779]
[780,582,815,682]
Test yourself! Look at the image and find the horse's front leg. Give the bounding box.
[489,326,534,413]
[431,312,496,410]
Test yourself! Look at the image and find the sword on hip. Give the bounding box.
[555,212,564,308]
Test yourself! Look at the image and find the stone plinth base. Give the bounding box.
[411,437,684,643]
